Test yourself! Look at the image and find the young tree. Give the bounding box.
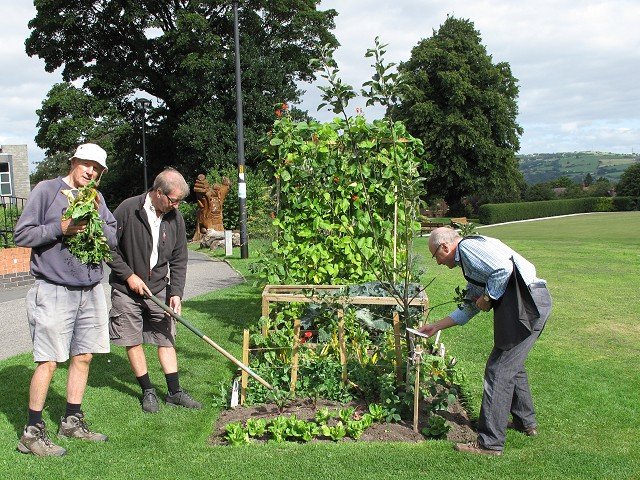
[391,16,524,213]
[26,0,338,201]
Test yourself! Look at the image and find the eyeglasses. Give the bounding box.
[161,191,182,206]
[431,243,444,258]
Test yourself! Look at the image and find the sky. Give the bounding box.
[1,0,640,171]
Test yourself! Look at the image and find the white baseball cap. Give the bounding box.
[70,143,108,171]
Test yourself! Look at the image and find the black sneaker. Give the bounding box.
[17,421,66,456]
[58,412,108,442]
[141,388,160,413]
[165,390,202,409]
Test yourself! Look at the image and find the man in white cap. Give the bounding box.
[13,143,117,456]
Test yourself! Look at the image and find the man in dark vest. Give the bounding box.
[419,227,552,456]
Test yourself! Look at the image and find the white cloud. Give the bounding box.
[299,0,640,154]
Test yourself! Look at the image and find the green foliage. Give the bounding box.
[254,40,425,289]
[612,196,639,211]
[616,162,640,196]
[421,414,450,439]
[245,418,268,438]
[61,180,112,264]
[314,407,334,425]
[266,415,289,443]
[321,422,347,442]
[254,115,424,285]
[224,422,250,446]
[393,15,524,208]
[478,197,616,224]
[367,403,385,422]
[178,202,198,239]
[27,1,338,207]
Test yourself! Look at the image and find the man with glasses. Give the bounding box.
[108,168,202,412]
[420,227,552,456]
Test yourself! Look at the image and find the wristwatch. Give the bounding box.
[482,293,492,303]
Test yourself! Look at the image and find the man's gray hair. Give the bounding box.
[153,167,190,198]
[429,227,461,249]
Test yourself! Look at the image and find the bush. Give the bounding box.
[178,202,198,239]
[612,196,639,211]
[478,197,615,224]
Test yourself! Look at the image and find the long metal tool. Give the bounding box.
[147,294,273,390]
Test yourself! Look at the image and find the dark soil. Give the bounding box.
[210,398,476,445]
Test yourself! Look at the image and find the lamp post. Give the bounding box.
[134,98,152,192]
[233,0,249,258]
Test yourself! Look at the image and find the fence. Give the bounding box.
[0,196,26,247]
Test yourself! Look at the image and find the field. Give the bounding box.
[0,212,638,479]
[518,152,639,184]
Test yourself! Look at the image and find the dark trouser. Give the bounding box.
[477,285,552,451]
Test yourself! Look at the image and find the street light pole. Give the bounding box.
[233,0,249,259]
[134,98,152,192]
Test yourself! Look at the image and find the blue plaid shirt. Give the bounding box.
[449,236,545,325]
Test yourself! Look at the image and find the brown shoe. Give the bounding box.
[508,420,538,436]
[58,412,108,442]
[454,441,503,456]
[17,422,66,457]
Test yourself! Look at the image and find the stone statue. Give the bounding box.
[192,174,232,242]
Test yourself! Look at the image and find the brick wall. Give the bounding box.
[0,247,33,289]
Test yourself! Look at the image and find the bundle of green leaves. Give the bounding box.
[61,180,112,264]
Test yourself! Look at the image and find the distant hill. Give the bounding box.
[517,152,640,184]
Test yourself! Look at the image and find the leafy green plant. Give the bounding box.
[314,407,334,425]
[382,406,402,423]
[61,180,111,264]
[245,418,267,438]
[224,422,250,446]
[457,222,478,237]
[266,387,293,414]
[345,419,366,440]
[421,414,450,439]
[267,416,289,443]
[321,422,347,442]
[367,403,385,422]
[338,406,356,424]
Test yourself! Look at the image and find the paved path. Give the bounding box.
[0,250,243,360]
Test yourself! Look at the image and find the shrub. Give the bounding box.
[612,196,639,211]
[478,197,615,224]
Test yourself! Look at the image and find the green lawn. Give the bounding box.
[0,212,638,479]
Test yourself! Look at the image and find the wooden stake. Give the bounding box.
[290,317,301,393]
[413,345,423,432]
[261,289,270,337]
[338,309,347,383]
[393,311,403,382]
[241,329,249,405]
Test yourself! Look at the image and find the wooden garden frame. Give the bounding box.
[240,284,429,404]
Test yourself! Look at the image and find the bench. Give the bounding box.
[420,221,446,234]
[450,217,468,227]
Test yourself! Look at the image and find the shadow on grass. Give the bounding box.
[87,352,140,400]
[0,364,66,437]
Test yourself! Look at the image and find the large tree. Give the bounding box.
[616,162,640,197]
[26,0,337,203]
[391,16,524,212]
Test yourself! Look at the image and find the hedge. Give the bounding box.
[478,197,638,224]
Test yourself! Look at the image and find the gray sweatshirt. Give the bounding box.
[14,177,117,286]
